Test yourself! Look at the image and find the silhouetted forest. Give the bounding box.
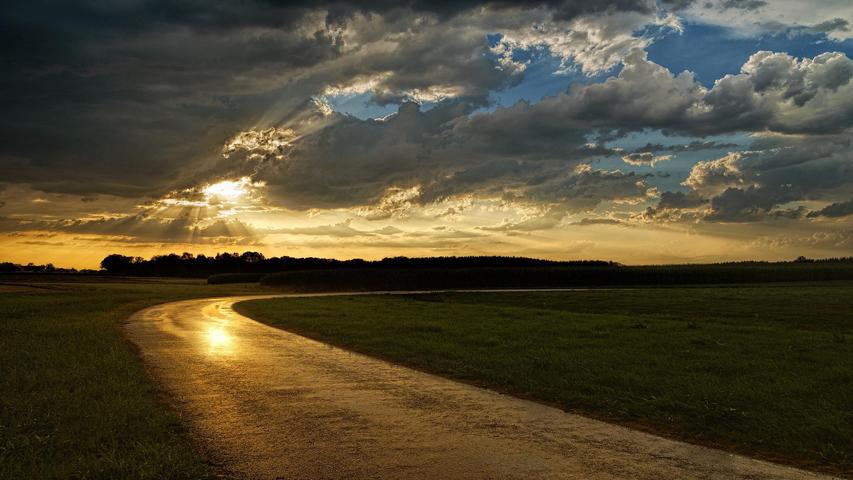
[0,262,78,273]
[87,252,853,288]
[0,253,851,288]
[99,252,616,277]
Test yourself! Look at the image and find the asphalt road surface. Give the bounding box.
[125,294,838,480]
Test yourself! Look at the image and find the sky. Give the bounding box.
[1,0,853,268]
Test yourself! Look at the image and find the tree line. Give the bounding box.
[0,262,77,273]
[99,252,618,277]
[3,252,849,280]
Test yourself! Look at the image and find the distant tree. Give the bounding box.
[241,251,265,263]
[101,254,133,273]
[23,262,43,272]
[0,262,19,272]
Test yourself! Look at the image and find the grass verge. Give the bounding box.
[235,283,853,476]
[0,281,260,479]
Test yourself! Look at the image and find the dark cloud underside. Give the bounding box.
[0,0,851,249]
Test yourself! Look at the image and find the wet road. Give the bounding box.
[125,294,837,480]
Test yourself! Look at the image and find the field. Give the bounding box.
[236,283,853,475]
[3,278,851,478]
[0,280,260,479]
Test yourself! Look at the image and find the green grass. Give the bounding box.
[0,281,261,479]
[235,283,853,475]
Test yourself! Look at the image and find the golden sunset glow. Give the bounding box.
[206,326,232,349]
[3,4,852,479]
[1,1,851,270]
[203,179,249,203]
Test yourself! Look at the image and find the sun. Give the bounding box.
[203,178,250,203]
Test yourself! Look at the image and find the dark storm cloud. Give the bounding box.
[662,132,853,222]
[458,49,853,138]
[809,18,850,34]
[655,191,707,210]
[246,101,487,209]
[478,210,566,232]
[704,185,797,222]
[546,0,656,20]
[629,140,739,153]
[808,198,853,218]
[0,211,257,243]
[3,0,853,229]
[0,1,344,197]
[659,0,696,10]
[641,190,708,222]
[667,0,774,13]
[1,0,663,200]
[520,166,653,209]
[719,0,767,10]
[571,217,625,226]
[205,47,853,216]
[213,97,652,212]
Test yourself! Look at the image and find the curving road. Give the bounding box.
[125,294,837,480]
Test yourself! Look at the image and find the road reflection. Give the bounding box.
[201,303,236,356]
[207,326,231,348]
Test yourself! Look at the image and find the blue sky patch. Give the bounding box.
[647,23,853,86]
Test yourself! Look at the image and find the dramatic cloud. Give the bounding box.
[492,9,680,76]
[657,131,853,222]
[463,48,853,137]
[2,1,852,265]
[808,198,853,218]
[478,211,566,232]
[264,220,403,237]
[683,152,749,196]
[677,0,853,40]
[810,18,850,34]
[719,0,767,10]
[0,0,675,199]
[4,2,850,208]
[629,140,740,153]
[200,49,852,215]
[20,213,258,244]
[655,191,707,210]
[622,152,674,166]
[571,217,626,226]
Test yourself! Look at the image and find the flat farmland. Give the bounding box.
[236,283,853,475]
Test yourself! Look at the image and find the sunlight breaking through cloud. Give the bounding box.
[1,1,852,267]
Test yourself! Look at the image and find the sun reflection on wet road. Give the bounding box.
[206,326,231,349]
[201,303,236,355]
